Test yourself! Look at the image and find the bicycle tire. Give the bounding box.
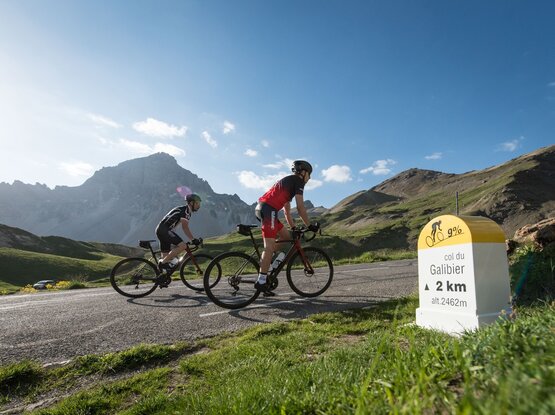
[110,257,159,298]
[180,253,215,291]
[204,251,260,309]
[286,247,333,297]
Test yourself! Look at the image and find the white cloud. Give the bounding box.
[87,113,121,129]
[245,149,258,157]
[497,137,524,152]
[360,159,397,175]
[263,162,286,169]
[59,161,95,177]
[305,178,323,190]
[237,170,323,191]
[237,171,285,189]
[118,139,185,157]
[548,81,555,87]
[153,143,186,157]
[223,121,235,134]
[202,131,218,148]
[133,117,187,138]
[321,165,352,183]
[261,139,270,148]
[263,158,295,169]
[425,152,443,160]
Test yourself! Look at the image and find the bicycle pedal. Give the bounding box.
[156,276,172,288]
[262,291,276,297]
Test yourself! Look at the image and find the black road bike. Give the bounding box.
[110,239,214,298]
[203,224,333,309]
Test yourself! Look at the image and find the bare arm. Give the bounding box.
[294,194,310,226]
[283,202,295,229]
[180,218,194,241]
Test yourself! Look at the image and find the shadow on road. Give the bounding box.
[220,294,400,323]
[127,292,212,308]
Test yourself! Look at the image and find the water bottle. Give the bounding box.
[168,257,179,268]
[269,252,285,271]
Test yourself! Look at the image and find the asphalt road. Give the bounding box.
[0,259,417,365]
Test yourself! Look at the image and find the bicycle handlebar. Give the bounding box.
[186,238,203,251]
[291,224,321,242]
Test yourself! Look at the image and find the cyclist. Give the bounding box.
[254,160,319,293]
[431,220,442,243]
[156,193,203,280]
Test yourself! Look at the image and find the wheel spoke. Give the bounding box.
[204,252,260,309]
[180,254,213,291]
[111,258,158,298]
[286,247,333,297]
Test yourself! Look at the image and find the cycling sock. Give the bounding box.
[257,273,267,284]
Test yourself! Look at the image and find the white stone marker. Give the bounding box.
[416,214,512,334]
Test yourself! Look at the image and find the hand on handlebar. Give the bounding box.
[190,238,203,247]
[307,222,320,233]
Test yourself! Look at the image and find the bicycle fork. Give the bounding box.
[230,259,253,295]
[295,242,315,276]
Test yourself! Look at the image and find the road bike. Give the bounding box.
[110,239,214,298]
[203,223,333,309]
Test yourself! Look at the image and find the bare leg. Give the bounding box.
[260,238,276,274]
[259,227,290,274]
[159,242,187,264]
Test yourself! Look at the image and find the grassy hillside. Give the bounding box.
[321,145,554,250]
[0,248,122,288]
[0,223,146,290]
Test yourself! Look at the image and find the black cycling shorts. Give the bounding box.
[155,224,183,252]
[255,202,283,238]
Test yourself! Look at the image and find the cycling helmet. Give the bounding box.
[186,193,202,203]
[291,160,313,175]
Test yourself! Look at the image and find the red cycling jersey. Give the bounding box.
[259,174,305,210]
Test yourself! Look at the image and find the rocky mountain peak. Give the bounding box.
[0,153,256,245]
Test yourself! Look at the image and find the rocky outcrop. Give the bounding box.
[512,217,555,249]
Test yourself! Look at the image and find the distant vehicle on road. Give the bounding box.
[33,280,56,290]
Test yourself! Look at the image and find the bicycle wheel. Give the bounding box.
[180,254,215,291]
[204,252,260,309]
[286,247,333,297]
[110,258,159,298]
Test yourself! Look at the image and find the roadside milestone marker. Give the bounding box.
[416,214,512,334]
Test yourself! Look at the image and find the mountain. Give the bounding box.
[0,153,257,245]
[321,145,555,250]
[0,223,143,258]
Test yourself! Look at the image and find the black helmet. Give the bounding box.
[291,160,313,175]
[186,193,202,203]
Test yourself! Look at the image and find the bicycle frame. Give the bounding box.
[246,230,315,279]
[142,241,201,274]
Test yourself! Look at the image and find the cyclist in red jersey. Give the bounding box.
[254,160,319,293]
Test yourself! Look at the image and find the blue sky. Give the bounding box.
[0,0,553,208]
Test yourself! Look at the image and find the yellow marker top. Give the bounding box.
[418,215,506,250]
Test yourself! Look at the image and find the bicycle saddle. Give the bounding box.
[138,240,156,249]
[236,224,258,236]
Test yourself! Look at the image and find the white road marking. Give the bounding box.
[336,267,389,273]
[0,292,116,311]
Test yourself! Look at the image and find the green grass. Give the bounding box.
[1,297,554,414]
[510,243,555,305]
[0,247,123,288]
[0,280,21,295]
